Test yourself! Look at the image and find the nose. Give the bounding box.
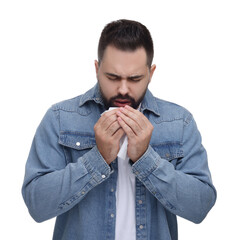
[118,80,129,95]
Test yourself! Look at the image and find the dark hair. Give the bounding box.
[98,19,154,68]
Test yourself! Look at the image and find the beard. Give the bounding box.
[99,86,147,110]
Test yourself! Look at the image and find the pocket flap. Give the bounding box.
[152,142,183,161]
[59,131,96,150]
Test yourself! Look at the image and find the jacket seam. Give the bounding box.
[52,107,68,165]
[184,113,193,126]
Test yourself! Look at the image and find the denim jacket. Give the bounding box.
[22,84,216,240]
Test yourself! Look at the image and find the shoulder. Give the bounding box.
[51,95,83,113]
[49,85,98,116]
[153,97,193,125]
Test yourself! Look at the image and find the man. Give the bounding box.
[22,19,216,240]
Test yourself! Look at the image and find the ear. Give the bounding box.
[149,64,156,83]
[94,60,99,76]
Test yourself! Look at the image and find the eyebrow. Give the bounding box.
[105,72,144,80]
[105,73,121,78]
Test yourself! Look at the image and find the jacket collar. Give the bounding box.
[79,84,104,106]
[79,84,160,117]
[141,89,160,117]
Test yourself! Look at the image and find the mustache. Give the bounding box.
[109,94,135,102]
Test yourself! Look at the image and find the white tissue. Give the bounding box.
[117,135,128,160]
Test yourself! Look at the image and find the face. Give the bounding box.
[95,45,156,109]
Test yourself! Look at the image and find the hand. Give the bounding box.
[94,109,125,164]
[116,105,154,162]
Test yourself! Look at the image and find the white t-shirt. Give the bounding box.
[115,135,136,240]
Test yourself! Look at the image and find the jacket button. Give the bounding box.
[76,142,80,146]
[101,175,106,179]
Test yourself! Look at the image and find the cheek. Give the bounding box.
[131,82,148,98]
[99,80,116,99]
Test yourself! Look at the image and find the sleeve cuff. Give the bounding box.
[132,145,159,180]
[82,146,113,184]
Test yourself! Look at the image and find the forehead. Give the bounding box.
[100,46,148,75]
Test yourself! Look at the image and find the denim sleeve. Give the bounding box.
[132,114,217,224]
[22,108,111,223]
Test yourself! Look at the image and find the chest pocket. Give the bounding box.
[59,131,96,163]
[151,142,183,167]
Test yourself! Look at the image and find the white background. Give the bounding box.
[1,0,240,239]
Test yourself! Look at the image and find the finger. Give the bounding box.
[98,111,119,130]
[117,116,136,138]
[106,120,122,136]
[99,109,118,125]
[113,127,125,140]
[116,110,141,135]
[101,108,119,117]
[121,106,148,129]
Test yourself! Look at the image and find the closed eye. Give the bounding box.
[128,75,144,82]
[104,72,144,82]
[105,73,121,81]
